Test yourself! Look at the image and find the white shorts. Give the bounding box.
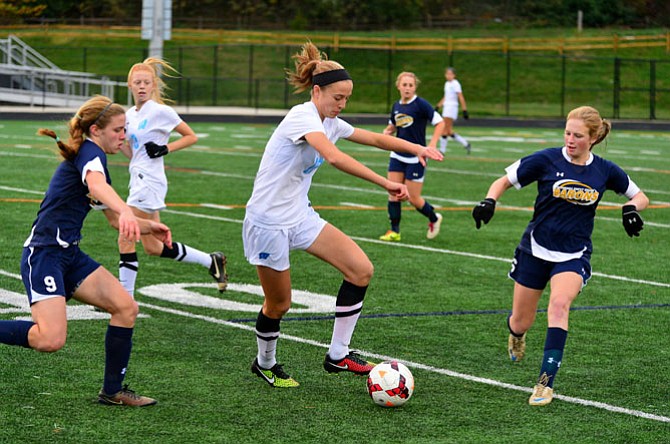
[243,208,327,271]
[126,170,167,213]
[441,104,459,120]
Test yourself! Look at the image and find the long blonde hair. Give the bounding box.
[127,57,179,104]
[37,95,125,161]
[286,42,347,94]
[567,106,611,148]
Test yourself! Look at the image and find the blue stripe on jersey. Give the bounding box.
[25,140,111,248]
[510,147,630,257]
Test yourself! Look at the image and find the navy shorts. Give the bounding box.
[388,157,425,182]
[508,247,591,290]
[21,245,101,305]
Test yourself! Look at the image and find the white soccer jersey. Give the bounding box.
[443,79,462,108]
[245,101,354,228]
[125,99,182,189]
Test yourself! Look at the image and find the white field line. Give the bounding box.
[133,300,670,423]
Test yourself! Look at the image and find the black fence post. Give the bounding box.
[613,57,620,119]
[284,46,290,108]
[386,48,393,112]
[650,60,656,120]
[560,55,566,118]
[213,45,219,106]
[82,47,87,72]
[248,45,254,107]
[505,52,511,116]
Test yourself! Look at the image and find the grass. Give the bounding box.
[0,118,669,443]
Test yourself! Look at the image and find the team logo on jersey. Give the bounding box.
[394,113,414,128]
[139,119,148,130]
[552,179,599,205]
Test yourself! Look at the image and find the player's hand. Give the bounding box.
[387,182,409,202]
[118,210,141,242]
[462,110,469,120]
[622,205,644,237]
[149,221,173,248]
[145,141,169,158]
[472,198,496,229]
[417,146,444,166]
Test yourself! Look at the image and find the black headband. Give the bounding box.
[92,102,113,127]
[312,69,352,87]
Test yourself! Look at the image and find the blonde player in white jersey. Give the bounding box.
[244,42,443,388]
[119,58,228,297]
[436,67,471,154]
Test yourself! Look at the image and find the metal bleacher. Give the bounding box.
[0,34,126,107]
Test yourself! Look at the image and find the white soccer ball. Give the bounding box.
[367,360,414,407]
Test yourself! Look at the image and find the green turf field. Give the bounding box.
[0,119,668,443]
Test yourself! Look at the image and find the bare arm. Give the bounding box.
[347,127,443,165]
[166,121,198,153]
[382,123,396,136]
[625,191,649,211]
[86,170,172,246]
[458,92,467,112]
[427,119,446,148]
[485,175,514,201]
[304,131,409,201]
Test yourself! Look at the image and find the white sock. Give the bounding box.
[119,253,138,298]
[172,243,212,267]
[452,133,469,147]
[439,136,448,153]
[256,331,278,369]
[328,301,363,360]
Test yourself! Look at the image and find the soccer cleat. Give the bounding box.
[323,351,376,376]
[379,230,401,242]
[465,143,472,155]
[98,385,157,407]
[209,252,228,293]
[528,374,554,406]
[251,358,300,388]
[508,332,527,362]
[427,213,443,239]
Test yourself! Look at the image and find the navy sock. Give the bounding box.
[388,201,401,233]
[103,325,134,395]
[0,320,34,348]
[538,327,568,388]
[417,201,438,223]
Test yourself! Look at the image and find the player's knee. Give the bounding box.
[349,261,374,287]
[142,243,163,257]
[109,298,139,322]
[264,302,291,318]
[33,335,66,353]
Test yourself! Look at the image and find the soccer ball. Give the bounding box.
[367,360,414,407]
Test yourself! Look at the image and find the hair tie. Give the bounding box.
[55,136,60,143]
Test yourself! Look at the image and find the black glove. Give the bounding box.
[622,205,644,237]
[472,198,496,229]
[462,110,469,120]
[145,141,169,158]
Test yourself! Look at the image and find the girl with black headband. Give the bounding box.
[0,95,171,406]
[244,42,443,387]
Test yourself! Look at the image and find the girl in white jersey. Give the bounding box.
[472,106,648,406]
[119,58,228,297]
[435,67,471,154]
[245,42,443,387]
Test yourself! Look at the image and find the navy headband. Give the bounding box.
[312,69,352,87]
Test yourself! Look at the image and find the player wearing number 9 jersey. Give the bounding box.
[0,96,172,407]
[472,105,649,406]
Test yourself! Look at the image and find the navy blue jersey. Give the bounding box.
[389,96,437,159]
[506,147,639,262]
[24,140,111,248]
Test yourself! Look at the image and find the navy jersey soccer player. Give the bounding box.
[507,146,639,262]
[379,72,445,242]
[472,106,648,407]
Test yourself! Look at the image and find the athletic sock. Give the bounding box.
[538,327,568,388]
[388,201,401,233]
[160,242,211,267]
[255,310,280,369]
[0,320,34,348]
[417,201,438,223]
[439,135,448,152]
[328,280,367,360]
[103,325,133,395]
[119,252,138,297]
[451,132,469,147]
